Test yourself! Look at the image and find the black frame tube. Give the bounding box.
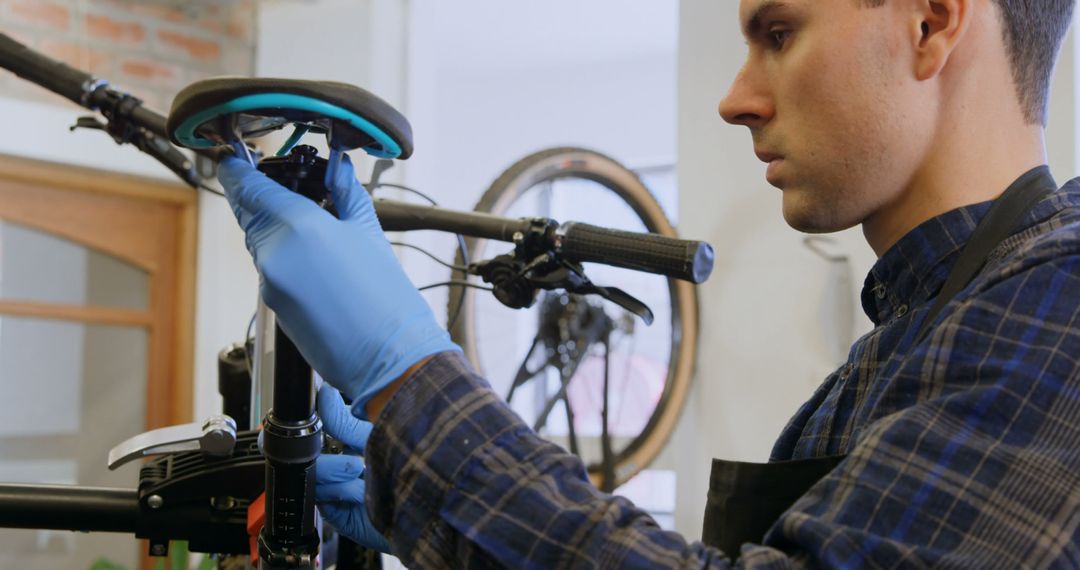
[254,207,323,567]
[0,484,138,533]
[218,343,252,431]
[271,326,316,422]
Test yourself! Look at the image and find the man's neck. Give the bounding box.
[862,124,1048,257]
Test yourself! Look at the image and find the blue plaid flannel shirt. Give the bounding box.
[364,175,1080,568]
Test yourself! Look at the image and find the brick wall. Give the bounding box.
[0,0,255,113]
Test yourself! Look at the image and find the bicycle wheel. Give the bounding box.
[447,147,699,491]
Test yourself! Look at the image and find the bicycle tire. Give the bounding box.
[447,147,699,490]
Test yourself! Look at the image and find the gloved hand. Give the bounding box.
[218,152,460,413]
[316,383,391,553]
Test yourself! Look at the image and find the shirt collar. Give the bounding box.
[861,202,991,325]
[859,166,1064,326]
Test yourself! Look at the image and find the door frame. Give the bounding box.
[0,153,198,429]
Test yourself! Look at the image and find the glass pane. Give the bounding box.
[0,317,148,570]
[0,221,149,310]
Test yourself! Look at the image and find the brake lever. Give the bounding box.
[587,285,654,325]
[70,115,106,132]
[535,260,654,325]
[473,252,654,324]
[550,270,653,325]
[71,113,202,188]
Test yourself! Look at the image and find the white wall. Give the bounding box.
[400,0,677,295]
[672,0,1078,537]
[1049,21,1080,181]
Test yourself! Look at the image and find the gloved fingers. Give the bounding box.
[315,454,365,484]
[217,155,316,222]
[228,197,255,236]
[318,383,373,452]
[325,151,376,222]
[315,477,367,503]
[217,156,254,226]
[318,502,392,553]
[227,139,256,167]
[217,144,257,228]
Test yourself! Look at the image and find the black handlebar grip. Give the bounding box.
[0,32,95,106]
[557,222,715,284]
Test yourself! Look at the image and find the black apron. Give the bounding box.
[700,166,1056,555]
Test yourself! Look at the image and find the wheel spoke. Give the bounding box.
[599,335,616,493]
[506,335,543,402]
[563,393,580,456]
[531,355,582,433]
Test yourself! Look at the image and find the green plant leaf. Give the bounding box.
[171,540,190,570]
[89,557,128,570]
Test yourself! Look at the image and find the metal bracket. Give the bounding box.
[107,415,238,471]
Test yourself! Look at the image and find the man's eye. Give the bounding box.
[769,30,791,49]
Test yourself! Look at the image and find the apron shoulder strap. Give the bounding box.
[914,166,1056,343]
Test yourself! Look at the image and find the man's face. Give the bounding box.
[720,0,934,234]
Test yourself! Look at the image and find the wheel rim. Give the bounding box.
[449,148,698,489]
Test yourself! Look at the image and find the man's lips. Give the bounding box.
[756,150,784,185]
[754,150,782,163]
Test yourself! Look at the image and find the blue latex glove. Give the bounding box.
[316,383,391,553]
[218,152,460,412]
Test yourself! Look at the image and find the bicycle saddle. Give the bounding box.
[166,77,413,159]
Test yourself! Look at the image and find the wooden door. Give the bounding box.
[0,154,197,570]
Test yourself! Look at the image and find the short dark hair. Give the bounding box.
[864,0,1075,125]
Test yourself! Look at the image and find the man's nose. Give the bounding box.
[718,65,774,128]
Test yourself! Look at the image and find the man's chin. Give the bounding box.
[781,197,856,234]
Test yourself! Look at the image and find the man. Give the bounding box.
[219,0,1080,566]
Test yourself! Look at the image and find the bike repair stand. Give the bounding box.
[110,77,416,569]
[174,77,412,569]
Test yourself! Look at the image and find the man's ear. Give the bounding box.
[913,0,973,80]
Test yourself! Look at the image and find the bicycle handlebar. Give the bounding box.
[0,30,207,188]
[0,30,714,283]
[0,33,96,107]
[558,222,713,284]
[375,198,529,240]
[0,31,190,145]
[374,199,714,283]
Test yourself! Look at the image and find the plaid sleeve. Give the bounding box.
[363,253,1080,568]
[363,351,729,568]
